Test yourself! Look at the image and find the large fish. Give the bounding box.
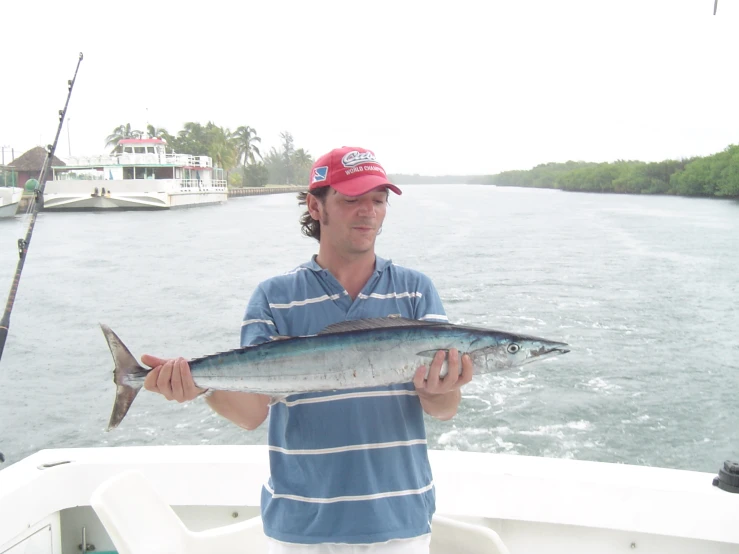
[102,317,569,430]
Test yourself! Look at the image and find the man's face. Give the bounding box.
[311,187,389,255]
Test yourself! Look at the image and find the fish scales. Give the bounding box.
[184,327,480,394]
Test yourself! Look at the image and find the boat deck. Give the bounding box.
[1,445,737,553]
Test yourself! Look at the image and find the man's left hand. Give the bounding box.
[413,348,473,398]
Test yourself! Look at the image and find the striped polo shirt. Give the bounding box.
[240,255,448,545]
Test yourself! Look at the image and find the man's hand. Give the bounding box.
[414,348,473,397]
[140,354,269,430]
[413,348,473,420]
[142,355,207,402]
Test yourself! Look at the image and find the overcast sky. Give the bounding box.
[1,0,736,175]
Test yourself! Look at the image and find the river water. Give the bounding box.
[0,185,737,473]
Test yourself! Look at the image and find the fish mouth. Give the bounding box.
[527,343,570,362]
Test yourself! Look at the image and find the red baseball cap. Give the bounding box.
[308,146,402,197]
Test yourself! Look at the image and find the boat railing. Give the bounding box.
[117,153,213,167]
[169,154,213,168]
[60,154,215,168]
[179,179,227,189]
[64,155,118,166]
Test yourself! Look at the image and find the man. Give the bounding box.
[142,146,473,552]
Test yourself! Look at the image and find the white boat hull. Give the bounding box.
[0,187,22,218]
[1,445,737,554]
[42,179,227,211]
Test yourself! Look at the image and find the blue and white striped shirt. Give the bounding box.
[240,255,448,545]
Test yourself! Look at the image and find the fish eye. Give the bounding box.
[507,343,520,354]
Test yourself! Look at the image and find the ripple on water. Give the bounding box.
[0,186,737,472]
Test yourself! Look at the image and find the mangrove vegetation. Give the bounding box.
[482,145,739,198]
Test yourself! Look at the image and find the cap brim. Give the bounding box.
[329,174,402,197]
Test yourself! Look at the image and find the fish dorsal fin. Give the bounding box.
[319,317,446,335]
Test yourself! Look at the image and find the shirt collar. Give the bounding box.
[302,254,392,274]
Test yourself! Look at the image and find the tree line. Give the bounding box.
[482,144,739,198]
[105,123,313,188]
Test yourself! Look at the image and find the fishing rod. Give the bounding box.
[0,52,84,364]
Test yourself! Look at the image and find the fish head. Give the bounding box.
[470,335,570,372]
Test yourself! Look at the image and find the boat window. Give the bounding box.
[124,147,134,153]
[147,147,155,153]
[134,147,145,154]
[123,167,134,179]
[152,167,170,179]
[135,167,146,179]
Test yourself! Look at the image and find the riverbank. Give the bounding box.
[228,185,306,198]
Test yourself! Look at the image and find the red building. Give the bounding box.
[7,147,66,189]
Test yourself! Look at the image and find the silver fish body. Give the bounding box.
[102,317,569,430]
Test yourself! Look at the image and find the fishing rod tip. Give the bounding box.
[79,52,84,59]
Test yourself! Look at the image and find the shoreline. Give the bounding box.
[228,185,306,198]
[17,183,735,212]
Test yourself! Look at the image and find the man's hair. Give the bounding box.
[298,187,330,242]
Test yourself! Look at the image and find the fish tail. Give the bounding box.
[100,324,146,431]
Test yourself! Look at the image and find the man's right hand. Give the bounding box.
[142,355,207,402]
[141,354,271,431]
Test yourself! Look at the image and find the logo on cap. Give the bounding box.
[341,151,377,168]
[311,166,328,183]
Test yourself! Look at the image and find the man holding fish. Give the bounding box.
[142,146,470,551]
[124,146,570,552]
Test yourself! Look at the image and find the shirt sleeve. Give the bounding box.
[240,284,279,347]
[413,273,449,322]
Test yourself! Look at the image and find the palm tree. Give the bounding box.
[292,148,314,186]
[105,123,143,152]
[171,122,209,155]
[144,124,176,152]
[293,148,312,167]
[280,131,295,184]
[146,124,173,140]
[233,126,262,184]
[206,124,237,171]
[263,147,285,184]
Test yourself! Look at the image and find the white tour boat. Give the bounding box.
[0,443,737,554]
[42,138,228,211]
